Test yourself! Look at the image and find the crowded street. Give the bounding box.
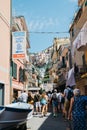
[0,0,87,130]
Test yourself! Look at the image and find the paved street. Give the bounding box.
[27,112,68,130]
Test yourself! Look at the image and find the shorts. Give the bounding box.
[35,101,41,108]
[64,100,70,111]
[52,100,58,107]
[40,99,47,105]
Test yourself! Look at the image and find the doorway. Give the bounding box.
[0,83,4,105]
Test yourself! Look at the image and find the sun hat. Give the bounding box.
[73,88,80,96]
[54,89,57,92]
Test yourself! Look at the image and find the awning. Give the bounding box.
[28,87,40,91]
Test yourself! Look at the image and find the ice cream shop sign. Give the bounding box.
[12,31,26,59]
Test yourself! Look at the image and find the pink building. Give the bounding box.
[0,1,30,105]
[0,0,11,105]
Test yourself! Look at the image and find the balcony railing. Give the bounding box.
[75,65,87,80]
[78,65,87,74]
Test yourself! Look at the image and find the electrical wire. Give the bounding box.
[28,31,69,34]
[27,29,87,34]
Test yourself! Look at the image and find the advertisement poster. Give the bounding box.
[12,31,26,59]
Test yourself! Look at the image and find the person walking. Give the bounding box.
[68,88,87,130]
[58,91,65,114]
[40,91,48,117]
[47,91,52,112]
[27,91,34,105]
[18,90,28,103]
[63,86,73,120]
[51,89,58,117]
[34,91,41,115]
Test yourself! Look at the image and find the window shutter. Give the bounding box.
[19,67,24,82]
[85,1,87,6]
[12,61,17,79]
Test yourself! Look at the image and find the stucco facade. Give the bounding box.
[69,0,87,95]
[0,0,11,105]
[0,1,30,105]
[11,16,30,102]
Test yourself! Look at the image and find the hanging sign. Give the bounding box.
[12,31,26,59]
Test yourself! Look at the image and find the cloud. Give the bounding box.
[28,17,59,31]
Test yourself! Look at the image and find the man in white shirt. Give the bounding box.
[19,90,28,103]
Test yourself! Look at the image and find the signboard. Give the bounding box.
[12,31,26,59]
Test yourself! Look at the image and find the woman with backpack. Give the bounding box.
[63,86,73,120]
[34,91,41,115]
[51,89,58,117]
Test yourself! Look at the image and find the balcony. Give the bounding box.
[75,65,87,80]
[78,65,87,74]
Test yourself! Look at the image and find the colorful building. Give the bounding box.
[69,0,87,94]
[0,0,11,105]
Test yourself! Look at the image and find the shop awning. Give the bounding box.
[28,87,40,91]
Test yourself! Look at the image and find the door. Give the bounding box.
[84,85,87,95]
[0,83,4,105]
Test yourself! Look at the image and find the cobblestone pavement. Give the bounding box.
[27,112,68,130]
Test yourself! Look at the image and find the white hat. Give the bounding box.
[54,89,57,92]
[73,88,80,96]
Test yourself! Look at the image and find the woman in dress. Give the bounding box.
[40,91,48,117]
[68,88,87,130]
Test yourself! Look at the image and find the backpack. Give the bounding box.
[52,93,58,101]
[34,94,40,102]
[67,89,73,101]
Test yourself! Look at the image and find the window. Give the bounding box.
[66,52,68,60]
[32,68,35,74]
[85,0,87,6]
[82,54,86,66]
[12,61,17,79]
[72,28,74,37]
[19,67,24,82]
[62,57,66,68]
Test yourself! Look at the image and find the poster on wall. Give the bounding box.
[12,31,26,59]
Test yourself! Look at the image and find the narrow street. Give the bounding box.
[0,1,87,130]
[27,112,67,130]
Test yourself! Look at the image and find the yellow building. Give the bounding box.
[50,37,70,89]
[69,0,87,94]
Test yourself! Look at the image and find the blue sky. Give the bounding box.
[12,0,78,53]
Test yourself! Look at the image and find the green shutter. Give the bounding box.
[19,67,24,82]
[12,61,17,79]
[85,1,87,6]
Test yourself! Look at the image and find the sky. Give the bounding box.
[12,0,78,53]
